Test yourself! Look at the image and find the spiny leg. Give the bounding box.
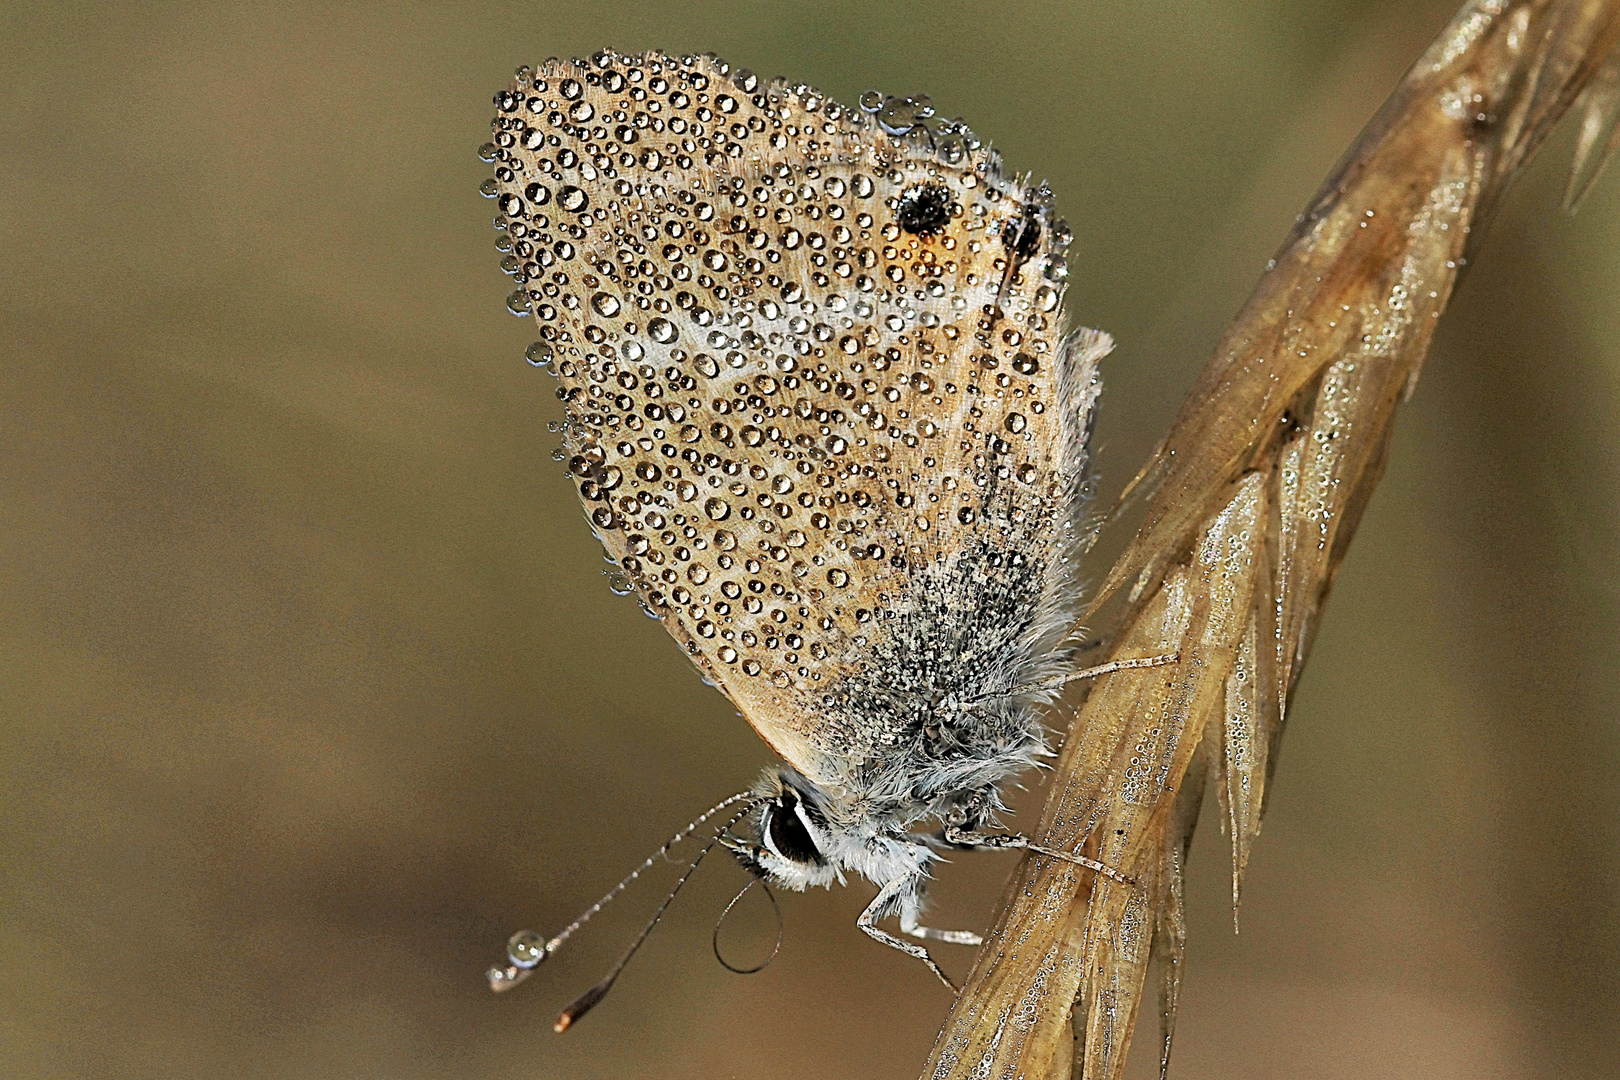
[856,877,957,991]
[942,825,1136,887]
[1050,652,1179,688]
[899,909,982,947]
[962,653,1179,710]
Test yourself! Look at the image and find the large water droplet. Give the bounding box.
[877,96,917,135]
[507,930,548,969]
[649,317,678,344]
[558,186,589,213]
[591,292,621,317]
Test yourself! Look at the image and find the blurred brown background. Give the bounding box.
[3,2,1617,1078]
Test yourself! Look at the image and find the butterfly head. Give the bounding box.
[727,768,933,896]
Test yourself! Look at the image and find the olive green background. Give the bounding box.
[4,2,1618,1078]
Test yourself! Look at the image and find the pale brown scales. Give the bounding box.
[487,50,1098,796]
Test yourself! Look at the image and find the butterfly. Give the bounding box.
[480,49,1168,1008]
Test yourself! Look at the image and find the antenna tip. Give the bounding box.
[554,979,612,1033]
[487,964,532,993]
[487,929,551,993]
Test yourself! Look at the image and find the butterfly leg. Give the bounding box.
[856,877,957,990]
[960,653,1180,711]
[1017,652,1181,699]
[1063,653,1180,683]
[898,909,983,947]
[942,825,1136,887]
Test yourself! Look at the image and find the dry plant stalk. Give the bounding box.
[921,3,1620,1078]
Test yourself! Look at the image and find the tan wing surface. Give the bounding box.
[486,51,1098,787]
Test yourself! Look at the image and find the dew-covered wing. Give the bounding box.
[484,50,1104,793]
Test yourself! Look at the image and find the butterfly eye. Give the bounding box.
[763,795,824,865]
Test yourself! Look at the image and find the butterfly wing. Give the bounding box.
[487,51,1103,797]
